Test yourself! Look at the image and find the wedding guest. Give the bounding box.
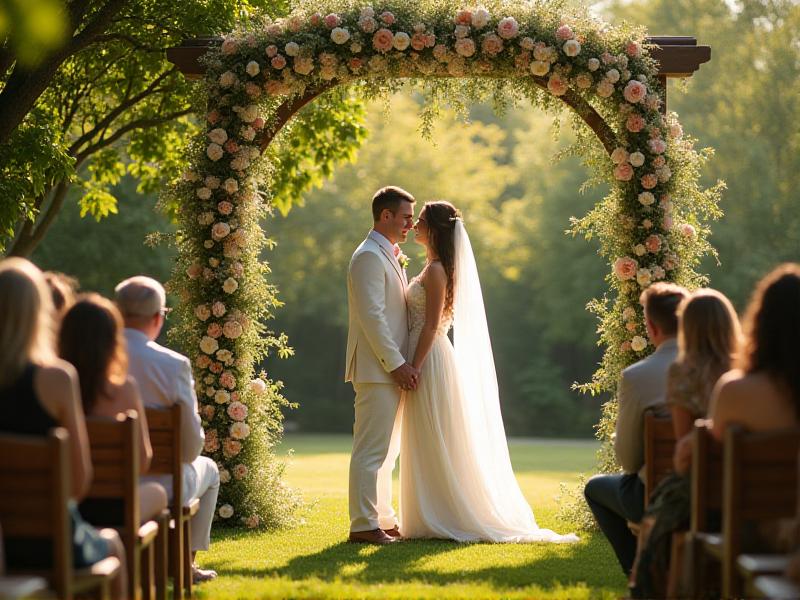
[58,293,168,524]
[630,288,741,597]
[114,276,218,583]
[0,258,127,597]
[43,270,77,322]
[709,263,800,438]
[584,282,688,576]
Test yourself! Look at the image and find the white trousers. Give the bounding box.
[348,383,403,532]
[143,455,219,552]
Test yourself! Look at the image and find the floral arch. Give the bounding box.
[163,1,718,528]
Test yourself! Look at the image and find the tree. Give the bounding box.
[1,0,365,256]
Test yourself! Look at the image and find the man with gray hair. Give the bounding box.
[115,275,219,583]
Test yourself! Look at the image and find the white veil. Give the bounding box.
[451,219,578,542]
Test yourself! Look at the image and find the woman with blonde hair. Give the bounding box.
[59,294,167,524]
[631,287,741,598]
[0,258,127,598]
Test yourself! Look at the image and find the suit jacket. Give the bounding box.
[614,338,678,481]
[344,231,409,384]
[125,328,205,463]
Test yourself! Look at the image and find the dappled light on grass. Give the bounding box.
[198,435,625,599]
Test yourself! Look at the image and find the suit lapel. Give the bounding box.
[375,243,406,288]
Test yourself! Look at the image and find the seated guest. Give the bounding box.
[114,276,219,584]
[58,293,168,523]
[709,263,800,438]
[631,288,741,597]
[585,282,688,576]
[0,258,127,598]
[43,271,78,322]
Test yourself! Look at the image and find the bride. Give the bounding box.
[400,200,578,543]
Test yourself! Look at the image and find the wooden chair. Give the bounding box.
[145,405,200,599]
[0,428,121,600]
[644,413,677,507]
[753,574,800,599]
[687,422,724,598]
[697,426,800,598]
[0,522,49,600]
[83,412,162,600]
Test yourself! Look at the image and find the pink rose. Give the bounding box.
[217,201,233,215]
[310,12,322,26]
[497,17,519,40]
[455,10,472,26]
[547,74,568,96]
[252,117,265,130]
[244,82,261,98]
[556,24,574,40]
[623,80,647,103]
[219,371,236,390]
[348,57,364,71]
[224,140,239,154]
[196,355,212,369]
[324,13,341,28]
[227,401,248,421]
[411,32,427,51]
[210,362,223,374]
[221,37,238,56]
[648,138,667,154]
[620,341,632,352]
[223,439,242,458]
[640,173,658,189]
[613,256,639,281]
[613,163,634,181]
[626,114,645,133]
[626,41,642,58]
[204,430,219,453]
[454,38,476,58]
[270,55,287,70]
[186,263,202,279]
[212,301,227,318]
[680,223,696,238]
[233,464,248,479]
[207,323,223,338]
[359,16,377,33]
[380,11,395,25]
[481,34,504,56]
[265,45,278,58]
[207,110,220,124]
[645,234,662,253]
[372,28,394,53]
[201,404,215,422]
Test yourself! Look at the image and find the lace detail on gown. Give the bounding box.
[399,274,578,544]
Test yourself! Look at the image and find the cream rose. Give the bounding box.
[330,27,350,45]
[223,277,239,294]
[629,152,645,167]
[631,336,648,352]
[575,73,593,89]
[219,71,236,88]
[200,336,219,355]
[245,61,260,77]
[195,304,211,322]
[393,31,411,51]
[230,422,251,440]
[634,244,646,256]
[611,147,629,165]
[284,42,300,57]
[455,38,476,57]
[563,39,581,57]
[471,7,490,29]
[613,163,634,181]
[638,192,655,206]
[636,268,652,287]
[250,378,267,394]
[214,389,230,405]
[223,320,244,339]
[206,143,223,161]
[529,61,550,77]
[596,80,614,98]
[587,57,600,71]
[218,504,234,519]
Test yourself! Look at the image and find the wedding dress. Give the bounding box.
[399,220,578,543]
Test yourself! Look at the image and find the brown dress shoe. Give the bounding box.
[382,526,402,539]
[348,528,397,544]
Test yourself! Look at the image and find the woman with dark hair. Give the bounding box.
[709,263,800,437]
[399,201,577,543]
[59,294,167,523]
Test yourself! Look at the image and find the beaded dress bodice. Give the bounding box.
[407,275,453,356]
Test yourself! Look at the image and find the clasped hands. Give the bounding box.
[391,362,420,392]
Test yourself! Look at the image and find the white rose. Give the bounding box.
[219,469,231,484]
[284,42,300,56]
[218,504,234,519]
[629,152,645,167]
[246,61,260,77]
[240,126,256,142]
[211,222,231,241]
[529,61,550,77]
[205,176,220,189]
[223,277,239,294]
[563,39,581,57]
[471,7,490,29]
[230,422,251,440]
[587,58,600,71]
[195,304,211,321]
[596,80,614,98]
[214,390,230,404]
[330,27,351,45]
[636,268,652,287]
[223,320,244,339]
[360,6,375,18]
[223,178,239,194]
[208,128,228,145]
[196,187,212,200]
[250,379,267,394]
[206,143,223,161]
[200,336,219,355]
[631,336,648,352]
[239,104,259,123]
[634,244,646,256]
[219,71,237,88]
[393,31,410,51]
[606,68,620,83]
[638,192,655,206]
[622,307,637,321]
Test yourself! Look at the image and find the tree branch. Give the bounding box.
[7,180,71,257]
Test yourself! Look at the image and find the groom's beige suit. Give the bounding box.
[346,230,409,532]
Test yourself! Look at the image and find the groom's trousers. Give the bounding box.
[349,383,403,532]
[584,473,644,575]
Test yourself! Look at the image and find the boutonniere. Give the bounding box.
[397,250,409,270]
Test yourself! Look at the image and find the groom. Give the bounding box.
[345,185,419,545]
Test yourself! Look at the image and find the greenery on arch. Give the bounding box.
[162,0,722,528]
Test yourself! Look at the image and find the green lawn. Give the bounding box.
[199,434,626,599]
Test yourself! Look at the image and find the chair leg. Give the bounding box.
[154,511,168,600]
[129,535,141,600]
[182,519,192,598]
[141,542,155,600]
[169,518,183,599]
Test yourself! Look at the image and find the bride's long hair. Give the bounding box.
[422,201,461,317]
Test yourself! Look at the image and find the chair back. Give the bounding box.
[690,422,724,532]
[84,412,139,542]
[144,405,183,513]
[644,413,677,505]
[0,429,71,595]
